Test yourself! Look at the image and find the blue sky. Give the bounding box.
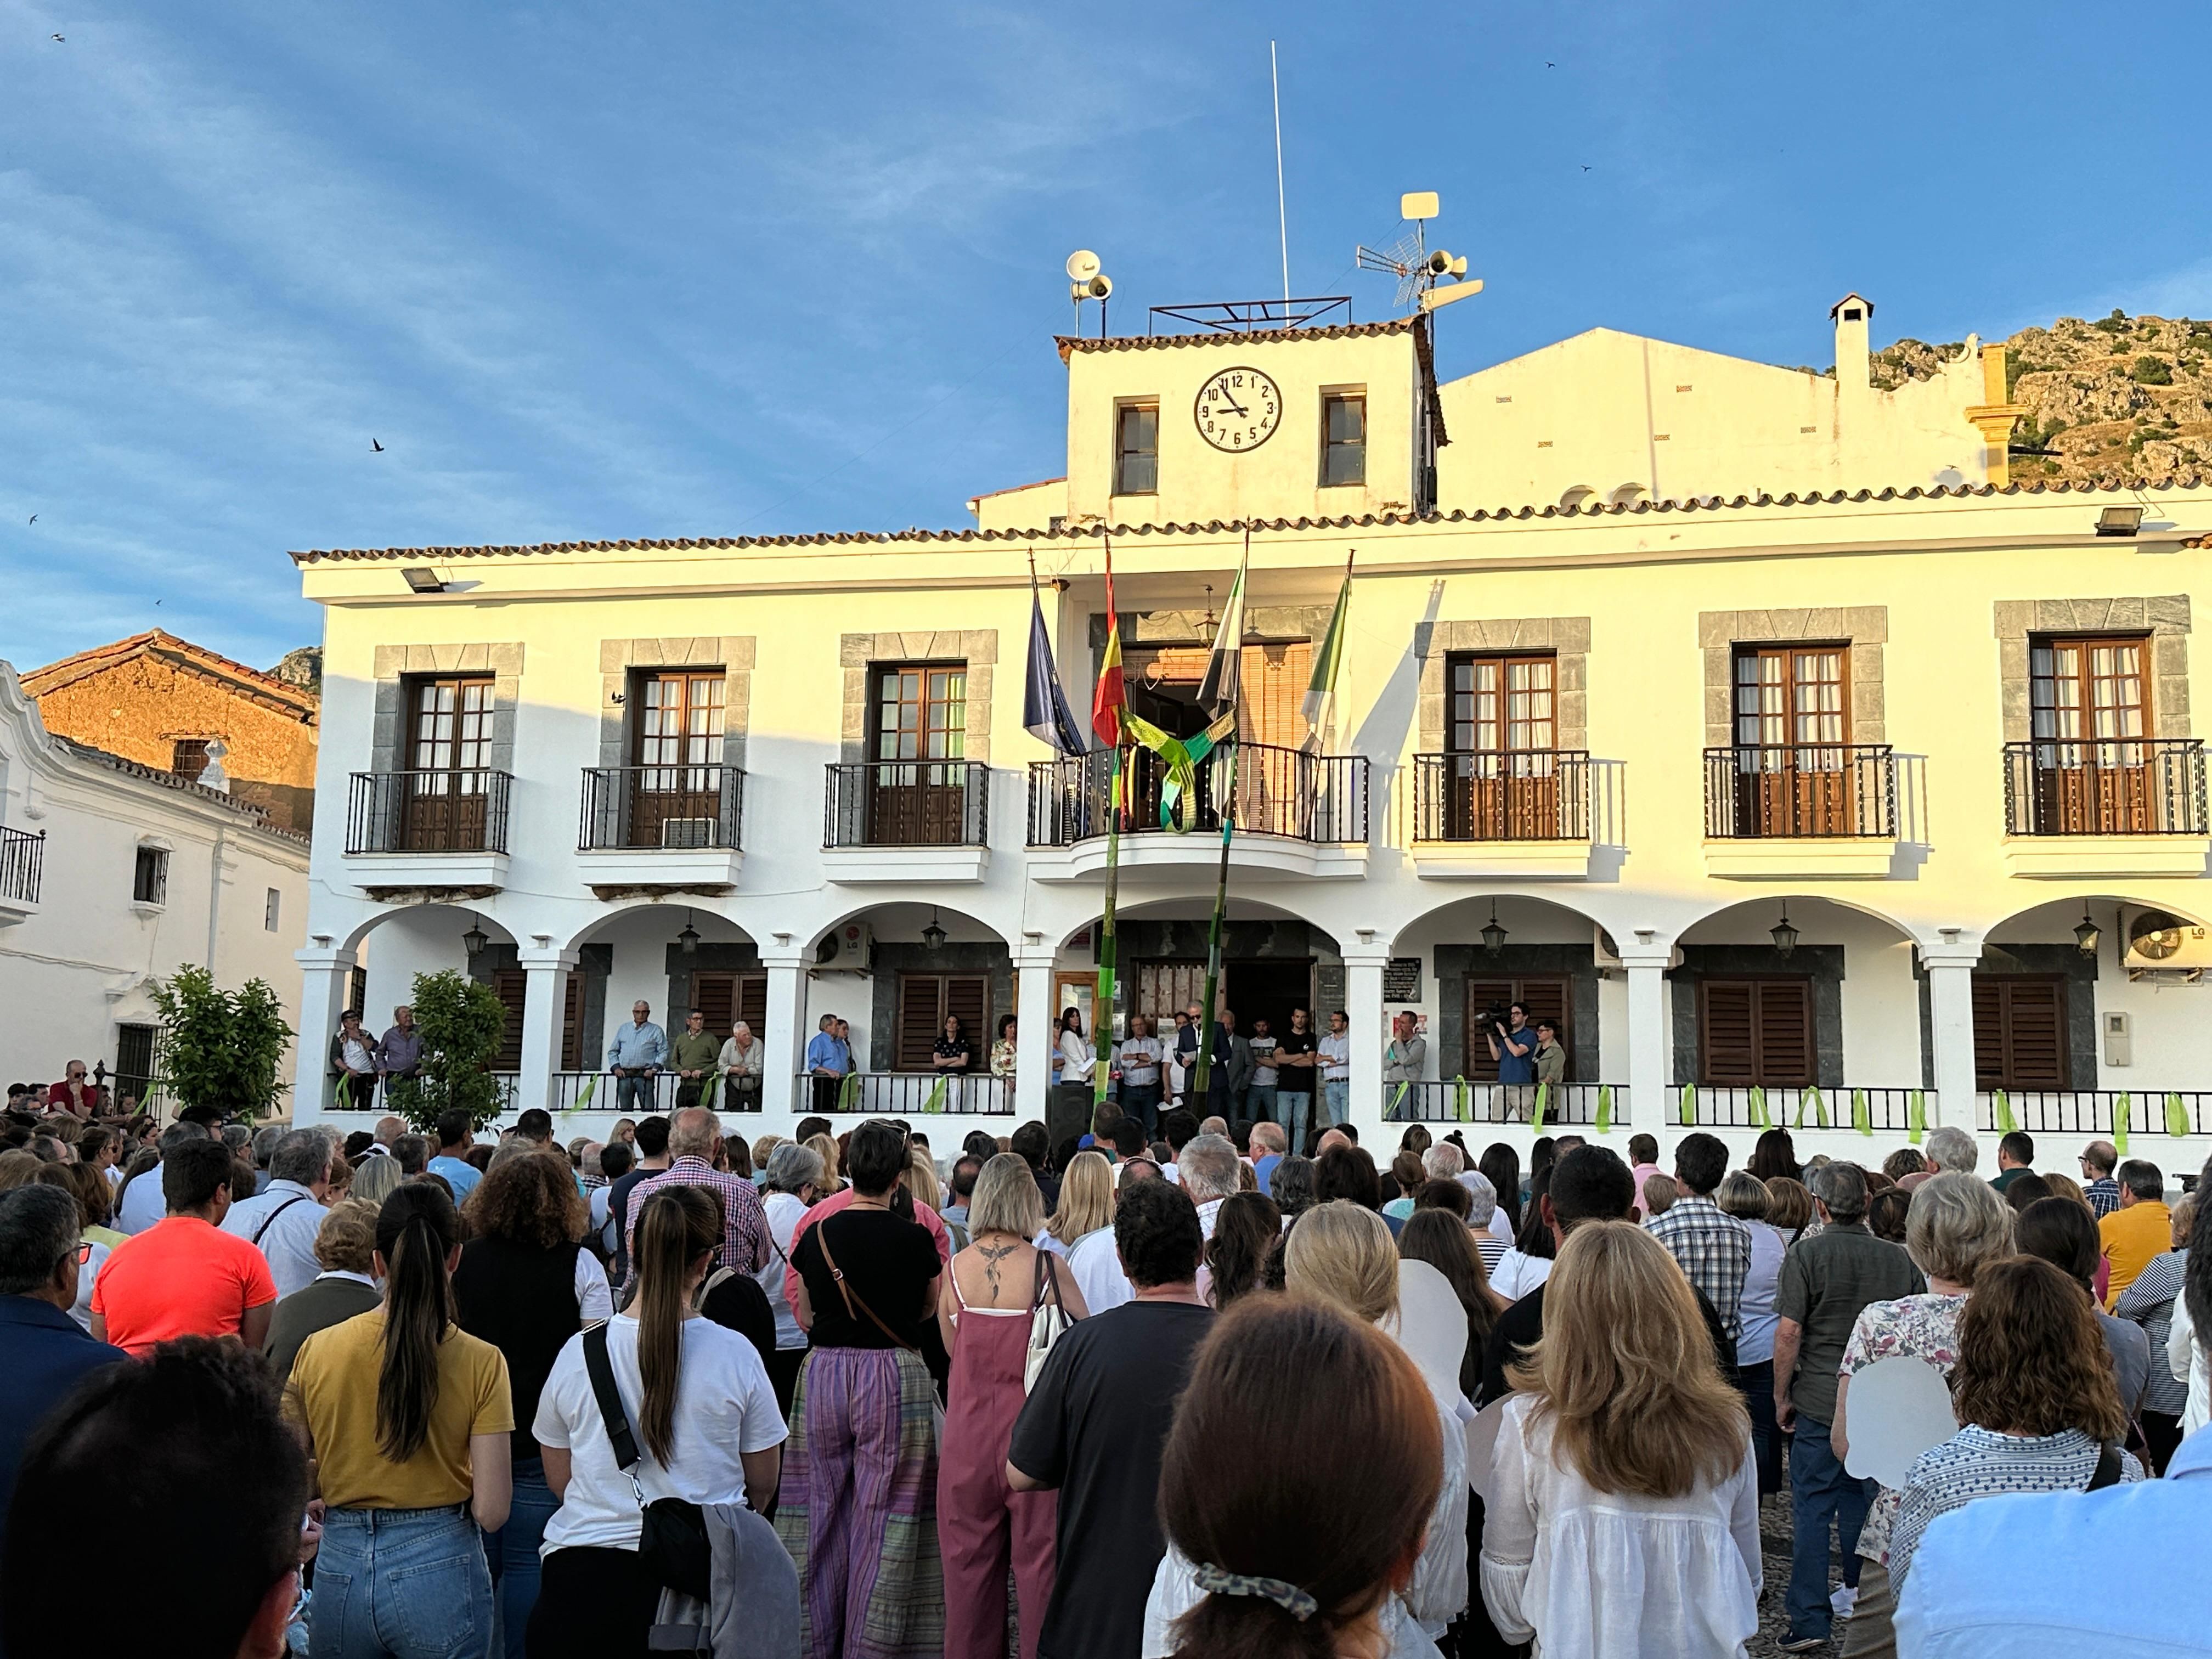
[5,0,2211,673]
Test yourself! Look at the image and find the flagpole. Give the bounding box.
[1094,540,1125,1112]
[1189,531,1250,1106]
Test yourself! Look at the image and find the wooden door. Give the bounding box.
[1973,975,2068,1090]
[407,677,494,850]
[2030,637,2151,832]
[491,969,528,1070]
[897,973,989,1070]
[1448,654,1560,838]
[1698,977,1814,1087]
[868,664,969,844]
[1732,646,1849,834]
[1135,961,1212,1030]
[1462,974,1570,1081]
[631,673,726,847]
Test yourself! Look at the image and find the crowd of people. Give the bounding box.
[1,1084,2208,1659]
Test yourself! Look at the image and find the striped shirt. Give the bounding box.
[1891,1426,2144,1584]
[2114,1248,2191,1417]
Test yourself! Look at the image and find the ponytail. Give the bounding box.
[633,1186,723,1465]
[373,1182,460,1463]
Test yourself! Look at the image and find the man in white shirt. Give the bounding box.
[219,1130,331,1299]
[1318,1009,1352,1128]
[1176,1135,1240,1240]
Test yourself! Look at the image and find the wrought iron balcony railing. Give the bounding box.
[1703,743,1896,838]
[1026,742,1369,846]
[2002,738,2208,836]
[1410,751,1590,842]
[824,759,991,848]
[579,764,744,851]
[346,769,513,855]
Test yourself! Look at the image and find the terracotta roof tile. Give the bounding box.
[1053,317,1415,363]
[21,629,318,718]
[53,737,308,841]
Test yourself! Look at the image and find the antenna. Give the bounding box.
[1355,192,1481,314]
[1065,251,1113,337]
[1271,42,1290,306]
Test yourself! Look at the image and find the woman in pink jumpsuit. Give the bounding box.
[935,1153,1091,1659]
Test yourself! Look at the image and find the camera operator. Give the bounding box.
[1487,1001,1538,1085]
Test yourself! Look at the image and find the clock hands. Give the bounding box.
[1209,390,1251,416]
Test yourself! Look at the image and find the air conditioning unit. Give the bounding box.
[659,817,718,849]
[2122,907,2212,973]
[826,921,872,972]
[1593,927,1623,977]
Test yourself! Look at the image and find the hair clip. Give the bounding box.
[1192,1561,1318,1621]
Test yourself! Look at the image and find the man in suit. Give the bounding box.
[1206,1009,1255,1120]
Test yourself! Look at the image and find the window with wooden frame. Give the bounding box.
[1446,652,1560,838]
[1697,977,1814,1087]
[1972,975,2068,1090]
[405,675,496,849]
[1730,645,1851,834]
[896,973,989,1070]
[867,663,969,845]
[2029,635,2154,833]
[1461,974,1571,1082]
[1115,402,1159,495]
[1321,391,1366,486]
[629,671,727,846]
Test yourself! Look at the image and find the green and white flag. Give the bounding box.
[1196,546,1248,716]
[1302,552,1353,746]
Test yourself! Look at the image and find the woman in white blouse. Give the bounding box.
[1053,1008,1094,1134]
[1482,1220,1761,1658]
[2171,1192,2212,1437]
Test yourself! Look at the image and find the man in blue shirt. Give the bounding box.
[1487,1001,1538,1085]
[426,1109,482,1204]
[1896,1424,2212,1656]
[0,1186,126,1561]
[805,1013,851,1116]
[606,1000,669,1116]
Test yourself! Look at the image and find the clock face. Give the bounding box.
[1194,366,1283,452]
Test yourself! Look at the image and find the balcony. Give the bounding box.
[1977,1088,2211,1137]
[1702,743,1905,878]
[1408,751,1607,880]
[821,759,992,882]
[1390,1079,1627,1125]
[2001,739,2211,878]
[1024,742,1369,881]
[788,1071,1018,1117]
[343,769,513,891]
[1677,1085,1928,1132]
[576,764,745,894]
[0,826,43,924]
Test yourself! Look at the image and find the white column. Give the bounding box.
[1923,946,1982,1128]
[292,942,358,1122]
[1015,950,1057,1125]
[1345,944,1389,1129]
[517,945,578,1116]
[1621,947,1673,1131]
[761,946,812,1120]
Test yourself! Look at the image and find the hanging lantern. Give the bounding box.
[2073,906,2101,959]
[678,909,701,955]
[461,913,489,958]
[1770,907,1799,959]
[922,907,947,952]
[1481,902,1509,958]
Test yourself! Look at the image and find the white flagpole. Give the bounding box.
[1272,42,1290,306]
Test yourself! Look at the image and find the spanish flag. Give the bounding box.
[1091,540,1126,749]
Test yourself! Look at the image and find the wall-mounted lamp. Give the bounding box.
[2096,505,2145,538]
[402,567,449,593]
[678,909,700,955]
[1481,901,1509,958]
[1770,906,1799,959]
[461,913,489,957]
[2074,906,2102,958]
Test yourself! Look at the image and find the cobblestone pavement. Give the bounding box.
[1754,1489,1853,1655]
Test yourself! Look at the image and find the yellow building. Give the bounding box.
[291,281,2212,1167]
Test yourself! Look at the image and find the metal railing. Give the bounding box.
[789,1071,1018,1116]
[1978,1089,2212,1137]
[824,760,991,848]
[546,1071,758,1114]
[346,769,513,854]
[2001,739,2208,836]
[1676,1085,1928,1131]
[579,764,744,851]
[0,826,43,906]
[1026,742,1369,846]
[1387,1080,1626,1126]
[1703,744,1897,838]
[1410,752,1590,842]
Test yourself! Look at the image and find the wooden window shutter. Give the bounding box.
[1699,978,1811,1087]
[1237,642,1312,750]
[688,973,738,1039]
[1700,980,1757,1087]
[1758,979,1814,1087]
[736,974,768,1039]
[491,969,528,1070]
[946,975,989,1059]
[897,976,947,1070]
[560,973,584,1071]
[1973,976,2067,1090]
[1460,975,1570,1080]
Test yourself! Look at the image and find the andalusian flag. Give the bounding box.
[1196,545,1248,716]
[1304,550,1352,744]
[1092,541,1126,749]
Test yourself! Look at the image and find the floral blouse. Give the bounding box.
[989,1038,1017,1077]
[1838,1291,1967,1566]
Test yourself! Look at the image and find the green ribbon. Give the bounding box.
[1748,1086,1769,1131]
[2167,1092,2191,1138]
[1121,709,1238,832]
[1453,1076,1470,1123]
[921,1074,947,1115]
[1907,1090,1925,1145]
[1994,1089,2015,1135]
[837,1071,860,1112]
[1389,1081,1410,1121]
[1852,1088,1871,1136]
[1530,1082,1548,1136]
[1594,1085,1613,1136]
[573,1073,597,1110]
[701,1071,721,1113]
[2114,1092,2131,1156]
[1679,1084,1697,1127]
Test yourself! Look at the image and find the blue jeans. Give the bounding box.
[1277,1091,1313,1154]
[1120,1082,1162,1140]
[1321,1079,1349,1130]
[1787,1413,1872,1640]
[1245,1083,1278,1123]
[312,1504,493,1659]
[614,1070,657,1115]
[484,1458,557,1659]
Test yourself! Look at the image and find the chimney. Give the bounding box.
[1830,293,1875,479]
[198,740,230,794]
[1830,293,1874,390]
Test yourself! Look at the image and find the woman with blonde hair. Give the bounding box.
[905,1146,943,1212]
[936,1154,1087,1659]
[349,1150,404,1207]
[1040,1148,1114,1256]
[1483,1219,1760,1656]
[805,1131,845,1197]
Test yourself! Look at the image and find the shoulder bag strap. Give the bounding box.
[583,1322,642,1474]
[2086,1438,2124,1492]
[815,1214,919,1353]
[251,1193,310,1248]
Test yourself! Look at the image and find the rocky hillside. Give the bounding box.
[1814,311,2212,483]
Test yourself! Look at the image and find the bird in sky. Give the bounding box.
[371,438,384,452]
[1545,60,1555,67]
[51,33,64,41]
[26,514,35,524]
[1581,165,1592,172]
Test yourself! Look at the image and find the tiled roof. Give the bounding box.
[1054,318,1417,362]
[289,474,2212,566]
[54,737,309,842]
[21,629,318,719]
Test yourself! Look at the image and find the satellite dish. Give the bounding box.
[1065,249,1101,283]
[1401,190,1440,221]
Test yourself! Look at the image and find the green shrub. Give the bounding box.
[149,966,295,1124]
[403,969,509,1132]
[2135,356,2175,385]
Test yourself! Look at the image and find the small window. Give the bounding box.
[264,888,282,932]
[132,845,168,906]
[1322,393,1366,486]
[172,739,211,782]
[1114,403,1159,495]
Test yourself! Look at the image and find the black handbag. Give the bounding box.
[581,1323,712,1600]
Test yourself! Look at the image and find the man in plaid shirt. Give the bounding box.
[2078,1139,2123,1217]
[1644,1131,1752,1342]
[620,1107,771,1296]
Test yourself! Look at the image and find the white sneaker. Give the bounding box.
[1831,1585,1859,1620]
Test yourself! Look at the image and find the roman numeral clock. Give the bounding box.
[1194,366,1282,452]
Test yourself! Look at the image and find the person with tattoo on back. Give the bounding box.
[936,1154,1091,1659]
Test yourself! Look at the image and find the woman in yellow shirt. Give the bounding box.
[287,1183,514,1659]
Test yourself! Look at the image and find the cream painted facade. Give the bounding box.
[292,297,2212,1170]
